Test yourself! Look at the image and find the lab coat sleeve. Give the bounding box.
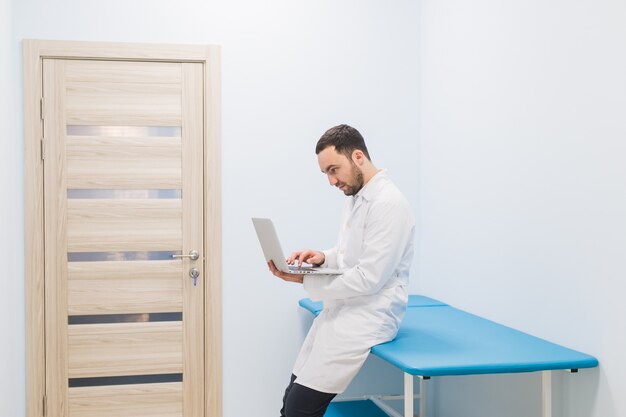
[320,246,338,268]
[303,199,413,301]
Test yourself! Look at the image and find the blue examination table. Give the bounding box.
[299,295,598,417]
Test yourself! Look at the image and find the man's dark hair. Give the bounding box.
[315,124,371,161]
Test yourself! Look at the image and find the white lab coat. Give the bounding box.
[293,170,415,393]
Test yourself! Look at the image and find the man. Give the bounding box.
[268,124,415,417]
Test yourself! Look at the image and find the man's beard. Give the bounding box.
[338,162,364,196]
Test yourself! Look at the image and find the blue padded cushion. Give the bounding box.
[407,294,447,307]
[298,294,447,317]
[371,305,599,376]
[324,400,389,417]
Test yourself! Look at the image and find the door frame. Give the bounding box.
[23,39,222,417]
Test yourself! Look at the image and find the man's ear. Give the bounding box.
[352,150,365,165]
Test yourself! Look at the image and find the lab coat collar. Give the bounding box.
[353,169,388,205]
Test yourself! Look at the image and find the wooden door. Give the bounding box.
[41,58,205,417]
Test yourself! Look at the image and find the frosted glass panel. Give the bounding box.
[68,251,179,262]
[67,189,182,199]
[69,312,182,325]
[67,125,181,137]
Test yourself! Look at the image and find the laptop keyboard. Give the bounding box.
[288,265,317,272]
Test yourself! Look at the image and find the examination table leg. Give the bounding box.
[542,371,552,417]
[403,373,427,417]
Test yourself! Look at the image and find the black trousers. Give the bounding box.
[280,374,337,417]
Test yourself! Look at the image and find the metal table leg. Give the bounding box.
[404,373,413,417]
[404,373,428,417]
[542,371,552,417]
[419,377,426,417]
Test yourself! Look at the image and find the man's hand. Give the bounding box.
[268,260,304,283]
[287,249,325,267]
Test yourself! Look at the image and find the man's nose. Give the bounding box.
[328,175,338,186]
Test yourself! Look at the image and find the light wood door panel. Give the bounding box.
[68,322,183,378]
[68,383,183,417]
[65,64,182,126]
[67,199,182,252]
[68,260,182,315]
[42,57,205,417]
[66,137,182,189]
[64,60,183,85]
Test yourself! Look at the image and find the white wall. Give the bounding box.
[4,1,420,416]
[419,1,625,416]
[2,0,25,413]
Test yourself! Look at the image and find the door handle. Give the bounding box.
[172,250,199,261]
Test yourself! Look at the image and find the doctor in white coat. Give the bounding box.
[269,124,415,417]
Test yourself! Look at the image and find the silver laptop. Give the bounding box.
[252,217,342,275]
